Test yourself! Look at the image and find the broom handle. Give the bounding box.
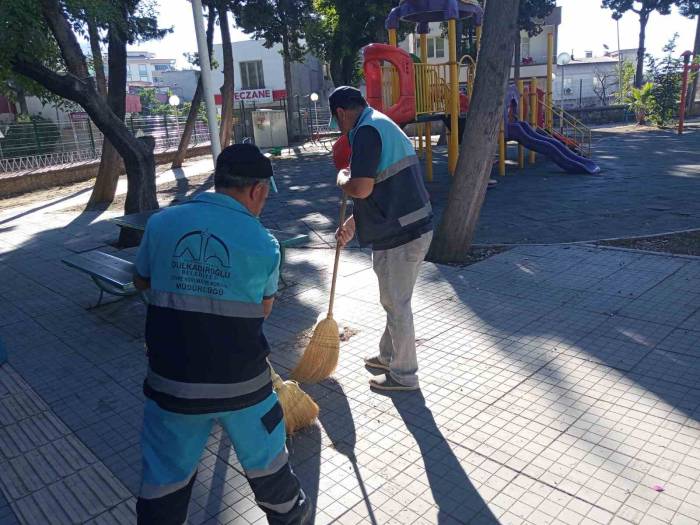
[327,193,347,318]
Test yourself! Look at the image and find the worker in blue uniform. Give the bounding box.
[133,144,308,524]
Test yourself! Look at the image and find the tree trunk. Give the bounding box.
[15,84,28,115]
[172,10,215,168]
[428,0,520,263]
[18,0,158,245]
[86,14,128,209]
[330,58,343,86]
[341,55,355,85]
[688,16,700,115]
[87,17,107,97]
[635,11,649,88]
[172,79,202,168]
[218,3,234,147]
[281,35,295,141]
[513,28,521,82]
[120,135,157,246]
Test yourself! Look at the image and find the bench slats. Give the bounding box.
[62,251,135,289]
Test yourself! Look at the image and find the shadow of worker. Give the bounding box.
[390,391,498,524]
[318,378,379,525]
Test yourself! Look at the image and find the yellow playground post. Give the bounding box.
[420,33,433,182]
[448,19,459,175]
[546,32,554,131]
[529,77,538,164]
[517,79,525,169]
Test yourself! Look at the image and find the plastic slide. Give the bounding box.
[507,121,600,174]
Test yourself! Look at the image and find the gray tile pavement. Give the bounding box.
[1,124,700,523]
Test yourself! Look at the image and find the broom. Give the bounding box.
[291,194,348,383]
[269,361,319,434]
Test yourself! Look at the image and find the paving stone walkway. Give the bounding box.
[0,198,699,524]
[1,121,700,524]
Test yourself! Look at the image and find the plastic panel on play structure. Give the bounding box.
[363,44,416,127]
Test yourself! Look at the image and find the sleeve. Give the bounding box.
[263,240,281,299]
[349,126,382,179]
[134,223,153,279]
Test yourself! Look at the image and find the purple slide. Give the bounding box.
[507,121,600,175]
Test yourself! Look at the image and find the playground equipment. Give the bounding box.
[334,0,598,178]
[504,86,600,175]
[364,0,484,178]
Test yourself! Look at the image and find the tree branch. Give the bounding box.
[11,58,89,104]
[40,0,90,79]
[87,17,107,97]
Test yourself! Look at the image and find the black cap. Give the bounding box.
[329,86,366,114]
[215,144,273,186]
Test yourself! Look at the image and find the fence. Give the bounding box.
[0,115,210,173]
[1,99,337,174]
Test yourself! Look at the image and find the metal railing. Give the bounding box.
[414,63,450,115]
[0,115,211,173]
[541,101,593,157]
[459,55,476,99]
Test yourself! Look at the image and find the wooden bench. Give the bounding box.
[62,251,138,306]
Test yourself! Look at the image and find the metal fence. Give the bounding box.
[0,100,336,174]
[0,115,210,173]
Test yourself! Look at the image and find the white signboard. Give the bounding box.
[234,89,273,104]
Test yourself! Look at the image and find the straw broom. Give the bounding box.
[269,362,319,434]
[291,194,348,383]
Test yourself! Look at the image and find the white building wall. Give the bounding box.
[212,41,286,93]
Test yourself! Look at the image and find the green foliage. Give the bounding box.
[601,0,676,20]
[232,0,311,62]
[138,87,172,115]
[628,82,655,121]
[678,0,700,16]
[645,34,684,126]
[0,0,169,107]
[0,115,60,158]
[618,60,637,102]
[305,0,404,85]
[518,0,556,37]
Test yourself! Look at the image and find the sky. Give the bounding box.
[132,0,699,69]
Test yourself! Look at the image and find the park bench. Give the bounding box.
[63,213,309,306]
[62,250,139,306]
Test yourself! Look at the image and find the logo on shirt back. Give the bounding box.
[171,230,231,296]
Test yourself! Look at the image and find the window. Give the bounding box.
[520,34,530,60]
[154,64,171,71]
[139,64,149,81]
[240,61,265,90]
[427,37,445,59]
[126,65,133,81]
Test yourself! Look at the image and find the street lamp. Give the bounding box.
[169,94,181,141]
[310,92,319,136]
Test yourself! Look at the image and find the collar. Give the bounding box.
[349,107,373,142]
[193,191,255,218]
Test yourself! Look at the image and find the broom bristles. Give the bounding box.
[271,369,319,434]
[291,317,340,383]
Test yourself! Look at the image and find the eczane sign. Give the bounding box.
[234,89,273,103]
